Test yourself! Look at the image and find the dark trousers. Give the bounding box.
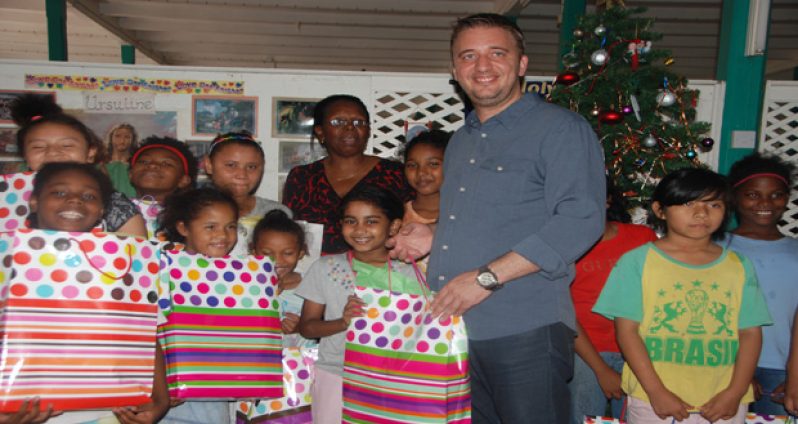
[469,323,575,424]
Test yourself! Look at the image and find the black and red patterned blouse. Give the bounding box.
[282,158,412,254]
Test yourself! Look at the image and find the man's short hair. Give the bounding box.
[450,13,526,57]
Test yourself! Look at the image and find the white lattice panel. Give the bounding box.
[370,90,464,158]
[759,81,798,236]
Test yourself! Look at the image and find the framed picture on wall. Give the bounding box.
[193,95,258,137]
[0,159,26,174]
[0,128,20,158]
[0,90,56,125]
[278,141,320,173]
[185,140,213,183]
[272,97,318,139]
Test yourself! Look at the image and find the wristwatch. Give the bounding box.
[475,266,502,291]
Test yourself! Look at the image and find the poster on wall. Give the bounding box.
[193,96,258,137]
[272,97,317,139]
[279,141,319,172]
[0,90,57,125]
[67,110,178,148]
[0,128,20,157]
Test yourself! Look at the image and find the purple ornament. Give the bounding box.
[621,105,633,114]
[700,137,715,150]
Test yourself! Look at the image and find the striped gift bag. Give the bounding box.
[343,286,471,423]
[158,250,283,399]
[0,228,163,412]
[0,171,34,233]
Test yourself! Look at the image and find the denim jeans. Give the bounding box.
[751,367,788,416]
[159,401,231,424]
[569,351,625,424]
[469,323,575,424]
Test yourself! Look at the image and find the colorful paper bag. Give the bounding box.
[0,172,34,233]
[0,228,163,412]
[236,346,316,423]
[131,197,162,240]
[158,250,283,399]
[745,413,795,424]
[343,286,471,424]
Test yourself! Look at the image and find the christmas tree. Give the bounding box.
[550,5,714,209]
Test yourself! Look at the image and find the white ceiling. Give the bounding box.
[0,0,796,80]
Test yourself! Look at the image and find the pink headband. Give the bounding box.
[733,172,789,188]
[131,144,190,174]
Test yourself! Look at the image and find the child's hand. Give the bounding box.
[341,295,365,327]
[770,381,786,404]
[752,377,763,400]
[281,312,300,334]
[595,366,623,400]
[169,397,185,407]
[700,388,742,422]
[649,388,691,421]
[785,378,798,415]
[0,398,61,424]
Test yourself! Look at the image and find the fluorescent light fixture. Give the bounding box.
[745,0,770,56]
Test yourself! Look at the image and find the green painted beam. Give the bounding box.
[121,45,136,64]
[715,0,769,174]
[558,0,586,71]
[46,0,67,61]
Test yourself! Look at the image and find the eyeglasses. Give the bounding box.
[328,118,369,128]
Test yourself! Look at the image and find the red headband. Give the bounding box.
[131,144,190,174]
[733,172,789,188]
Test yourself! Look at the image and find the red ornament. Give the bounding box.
[599,110,624,125]
[555,71,580,86]
[662,152,677,160]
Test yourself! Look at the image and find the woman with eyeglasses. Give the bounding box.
[282,94,411,254]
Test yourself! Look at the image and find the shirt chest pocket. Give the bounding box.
[474,158,532,204]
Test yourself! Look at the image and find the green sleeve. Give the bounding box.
[592,244,648,322]
[737,253,773,329]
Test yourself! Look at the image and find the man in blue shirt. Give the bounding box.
[391,13,605,423]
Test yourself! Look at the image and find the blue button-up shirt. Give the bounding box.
[427,93,606,340]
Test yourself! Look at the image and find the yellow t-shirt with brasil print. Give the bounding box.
[593,243,772,407]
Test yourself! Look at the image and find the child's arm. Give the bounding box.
[574,322,622,400]
[298,296,364,339]
[116,215,148,238]
[113,341,170,424]
[616,317,691,420]
[785,307,798,415]
[700,326,761,422]
[0,398,61,424]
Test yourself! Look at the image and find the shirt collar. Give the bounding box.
[465,93,542,130]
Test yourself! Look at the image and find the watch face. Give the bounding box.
[477,271,497,287]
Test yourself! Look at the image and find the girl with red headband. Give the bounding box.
[727,153,798,416]
[128,136,198,239]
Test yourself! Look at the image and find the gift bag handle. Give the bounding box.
[70,237,133,280]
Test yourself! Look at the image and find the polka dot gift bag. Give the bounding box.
[0,171,34,233]
[157,250,283,400]
[342,269,471,423]
[0,228,164,412]
[235,346,316,423]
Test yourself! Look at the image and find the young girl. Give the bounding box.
[157,187,239,424]
[726,154,798,415]
[569,177,658,424]
[593,168,771,424]
[251,210,314,348]
[402,129,449,226]
[295,186,423,424]
[13,162,170,424]
[11,93,147,237]
[129,136,197,239]
[104,123,139,198]
[204,131,291,256]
